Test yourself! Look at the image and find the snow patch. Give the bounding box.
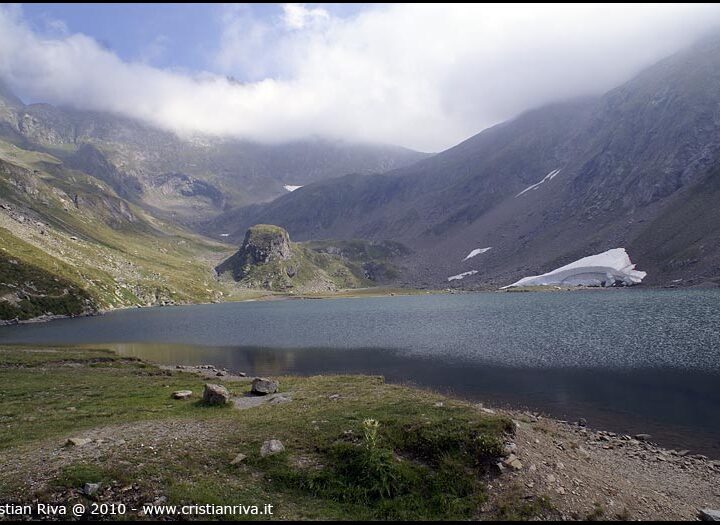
[448,270,478,282]
[516,169,561,197]
[502,248,646,289]
[220,233,230,237]
[463,247,492,261]
[283,185,303,192]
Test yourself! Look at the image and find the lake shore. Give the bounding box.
[1,345,718,521]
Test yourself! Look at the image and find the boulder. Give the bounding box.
[203,384,230,405]
[251,377,279,395]
[260,439,285,457]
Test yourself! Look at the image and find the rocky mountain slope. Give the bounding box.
[0,82,429,225]
[210,35,720,289]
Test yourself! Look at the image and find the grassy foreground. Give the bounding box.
[0,346,551,521]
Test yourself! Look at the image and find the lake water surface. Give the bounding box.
[1,289,719,456]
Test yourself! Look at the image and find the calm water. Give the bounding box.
[1,289,719,456]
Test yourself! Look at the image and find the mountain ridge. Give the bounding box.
[207,34,720,288]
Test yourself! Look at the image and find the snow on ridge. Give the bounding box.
[448,270,478,282]
[283,185,303,192]
[516,169,561,197]
[463,247,492,261]
[502,248,647,289]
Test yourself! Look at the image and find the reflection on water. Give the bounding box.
[107,342,720,458]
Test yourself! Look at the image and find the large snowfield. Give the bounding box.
[503,248,647,288]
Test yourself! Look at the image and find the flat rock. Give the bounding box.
[66,437,92,447]
[203,384,230,405]
[251,377,279,395]
[230,453,248,465]
[171,390,192,400]
[260,439,285,457]
[234,392,292,410]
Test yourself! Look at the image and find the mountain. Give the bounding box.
[0,83,429,225]
[208,35,720,289]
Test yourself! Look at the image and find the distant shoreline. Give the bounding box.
[2,283,717,327]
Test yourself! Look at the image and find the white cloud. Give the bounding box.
[282,3,329,30]
[1,4,720,151]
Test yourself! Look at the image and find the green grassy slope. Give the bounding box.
[0,139,234,319]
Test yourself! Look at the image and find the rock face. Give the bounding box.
[260,439,285,457]
[251,377,279,395]
[202,384,230,405]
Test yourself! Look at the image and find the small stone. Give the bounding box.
[577,418,587,427]
[251,377,278,395]
[84,483,101,496]
[699,509,720,521]
[546,474,556,483]
[230,453,248,465]
[328,394,341,400]
[677,449,690,457]
[577,447,591,459]
[203,384,230,405]
[434,401,444,407]
[216,371,226,376]
[260,439,285,457]
[480,407,496,415]
[238,372,247,377]
[66,437,92,447]
[503,454,523,470]
[171,390,192,400]
[635,433,652,442]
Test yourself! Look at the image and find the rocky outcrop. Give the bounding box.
[215,224,291,282]
[215,224,369,292]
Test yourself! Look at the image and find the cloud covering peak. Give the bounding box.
[1,4,719,151]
